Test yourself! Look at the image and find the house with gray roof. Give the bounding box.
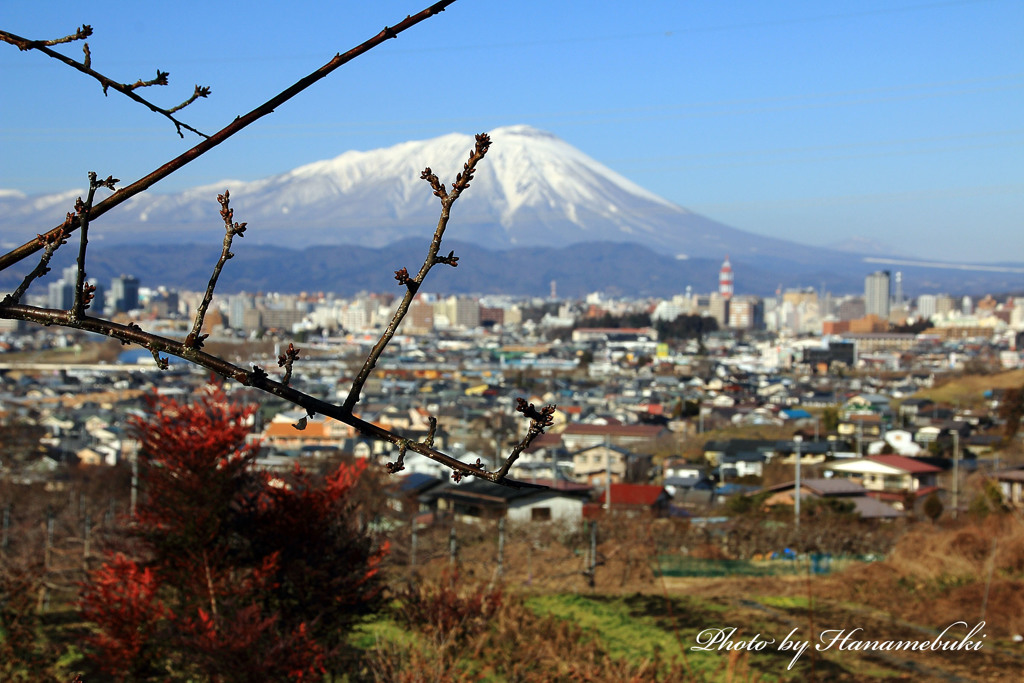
[758,478,903,519]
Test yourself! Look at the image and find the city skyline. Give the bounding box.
[22,262,1012,341]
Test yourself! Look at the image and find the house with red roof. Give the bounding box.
[584,483,671,518]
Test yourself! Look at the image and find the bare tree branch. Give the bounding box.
[71,173,117,322]
[495,400,558,479]
[0,0,458,274]
[37,24,92,47]
[167,84,213,114]
[0,291,548,489]
[0,2,560,488]
[1,216,74,307]
[343,133,491,413]
[0,27,209,138]
[185,190,246,350]
[0,135,553,488]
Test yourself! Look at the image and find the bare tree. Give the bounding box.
[0,2,554,487]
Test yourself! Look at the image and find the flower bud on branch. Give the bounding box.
[420,167,447,199]
[123,69,169,92]
[394,267,413,287]
[434,250,459,268]
[278,343,301,386]
[385,443,408,474]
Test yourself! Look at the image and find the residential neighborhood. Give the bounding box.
[3,277,1023,535]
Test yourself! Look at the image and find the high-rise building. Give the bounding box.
[917,294,938,319]
[110,274,140,313]
[229,294,255,330]
[408,297,435,333]
[864,271,891,319]
[718,256,734,300]
[441,295,480,329]
[708,292,729,328]
[935,294,956,317]
[47,280,74,310]
[727,296,764,330]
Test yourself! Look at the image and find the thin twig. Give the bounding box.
[343,133,490,412]
[495,400,557,479]
[71,178,97,321]
[185,191,246,350]
[0,0,459,273]
[71,173,117,321]
[0,28,208,138]
[150,349,169,370]
[0,216,75,306]
[167,84,213,114]
[122,70,169,92]
[39,24,93,47]
[386,443,408,474]
[424,416,437,448]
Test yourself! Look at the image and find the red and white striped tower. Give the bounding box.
[718,255,734,300]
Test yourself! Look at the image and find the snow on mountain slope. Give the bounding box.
[0,125,817,260]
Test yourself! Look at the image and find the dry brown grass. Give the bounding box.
[0,339,124,365]
[911,368,1024,410]
[829,513,1024,637]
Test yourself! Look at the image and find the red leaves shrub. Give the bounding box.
[78,386,385,681]
[78,555,167,680]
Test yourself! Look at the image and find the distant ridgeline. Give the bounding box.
[6,239,1018,300]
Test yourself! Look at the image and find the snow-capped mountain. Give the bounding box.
[0,125,822,261]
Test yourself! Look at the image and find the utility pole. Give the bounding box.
[952,430,960,519]
[45,506,54,570]
[448,525,458,574]
[604,435,612,510]
[130,455,139,520]
[794,435,803,529]
[496,517,505,579]
[409,516,417,570]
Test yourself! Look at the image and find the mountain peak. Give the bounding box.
[0,126,804,262]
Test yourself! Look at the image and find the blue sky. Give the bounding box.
[2,0,1022,263]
